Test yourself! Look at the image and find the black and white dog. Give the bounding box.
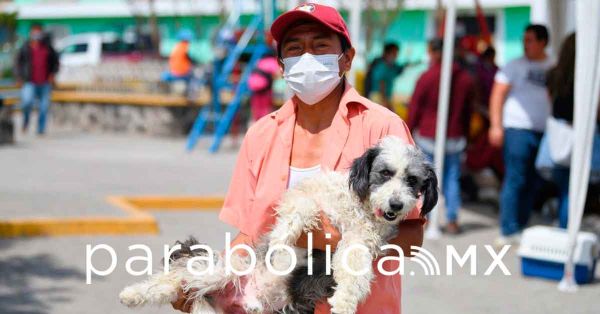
[119,136,438,314]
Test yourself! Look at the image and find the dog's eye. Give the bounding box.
[406,175,418,185]
[380,169,394,177]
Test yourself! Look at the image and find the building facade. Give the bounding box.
[3,0,565,96]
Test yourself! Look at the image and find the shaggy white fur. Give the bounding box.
[119,136,437,314]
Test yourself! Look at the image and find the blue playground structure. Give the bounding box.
[186,0,275,153]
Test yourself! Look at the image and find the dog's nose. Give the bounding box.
[389,200,404,212]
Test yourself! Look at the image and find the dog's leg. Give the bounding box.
[242,274,264,314]
[268,190,321,247]
[328,230,378,314]
[119,271,182,308]
[185,253,240,299]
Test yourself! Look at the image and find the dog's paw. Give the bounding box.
[328,295,357,314]
[119,286,146,308]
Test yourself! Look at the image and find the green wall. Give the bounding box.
[502,6,531,63]
[15,5,532,96]
[17,15,228,63]
[382,10,429,96]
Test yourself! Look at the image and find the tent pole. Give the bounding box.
[559,0,600,293]
[425,0,456,240]
[348,0,361,86]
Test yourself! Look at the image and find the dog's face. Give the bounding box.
[349,136,438,224]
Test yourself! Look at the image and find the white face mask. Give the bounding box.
[282,53,343,105]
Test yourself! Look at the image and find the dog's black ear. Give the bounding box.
[349,147,380,202]
[420,166,439,217]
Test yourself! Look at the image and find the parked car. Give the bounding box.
[55,32,142,67]
[54,32,162,85]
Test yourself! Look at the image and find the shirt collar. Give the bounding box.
[270,82,367,170]
[270,82,366,124]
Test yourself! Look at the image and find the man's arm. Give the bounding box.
[387,219,425,257]
[49,46,60,75]
[230,231,253,250]
[393,63,405,76]
[488,81,511,147]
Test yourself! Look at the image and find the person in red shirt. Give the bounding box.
[15,24,59,135]
[408,38,474,234]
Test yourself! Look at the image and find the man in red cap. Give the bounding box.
[173,3,424,313]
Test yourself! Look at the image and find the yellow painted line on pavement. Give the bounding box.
[0,196,224,238]
[0,216,158,238]
[122,195,224,211]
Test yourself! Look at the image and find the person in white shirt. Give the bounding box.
[489,24,554,246]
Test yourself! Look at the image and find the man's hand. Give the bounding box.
[15,79,23,88]
[171,282,197,313]
[488,125,504,148]
[387,218,425,257]
[171,233,251,312]
[296,212,341,250]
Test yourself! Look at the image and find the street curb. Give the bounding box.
[0,196,224,238]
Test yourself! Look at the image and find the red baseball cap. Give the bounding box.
[270,3,352,51]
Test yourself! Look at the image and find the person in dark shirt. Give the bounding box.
[476,47,499,107]
[14,24,59,135]
[544,33,600,228]
[365,42,405,110]
[547,34,576,124]
[408,38,475,234]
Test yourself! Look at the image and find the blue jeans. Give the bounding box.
[424,151,462,223]
[160,71,192,83]
[500,128,543,235]
[21,82,52,134]
[551,167,570,229]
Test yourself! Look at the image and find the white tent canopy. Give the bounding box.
[426,0,600,292]
[559,0,600,292]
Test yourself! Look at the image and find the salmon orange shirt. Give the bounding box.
[219,84,420,314]
[169,42,192,76]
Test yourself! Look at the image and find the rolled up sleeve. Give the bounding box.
[383,115,416,145]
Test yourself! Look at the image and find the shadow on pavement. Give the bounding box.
[0,240,85,314]
[457,221,493,233]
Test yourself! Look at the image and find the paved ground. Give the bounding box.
[1,131,598,314]
[0,129,239,219]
